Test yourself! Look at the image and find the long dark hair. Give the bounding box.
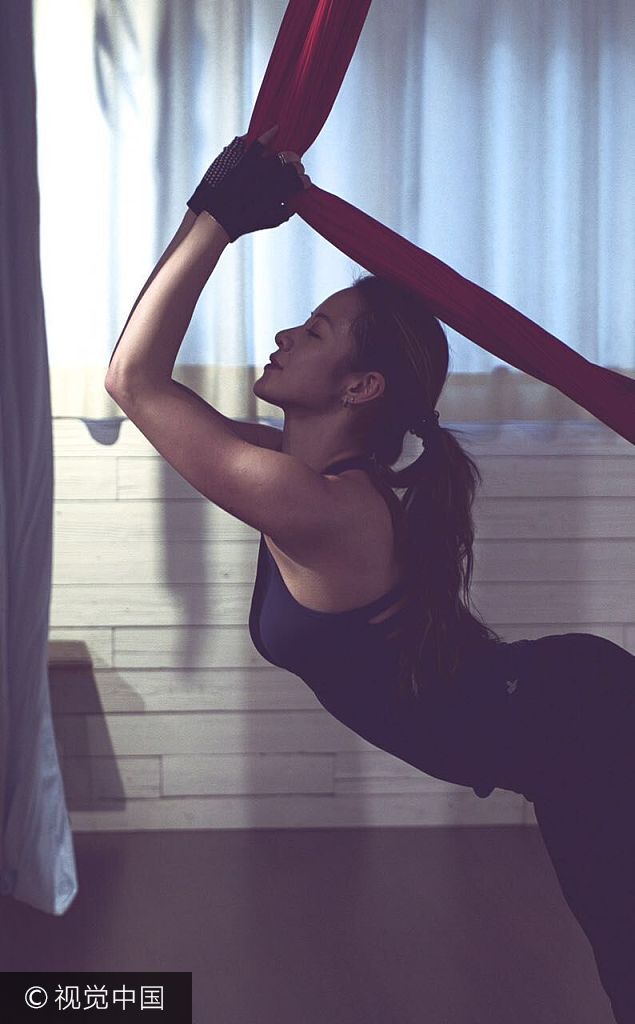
[344,272,502,697]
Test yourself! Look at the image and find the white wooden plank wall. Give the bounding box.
[48,418,635,832]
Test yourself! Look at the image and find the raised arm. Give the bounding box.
[107,208,198,374]
[146,376,284,451]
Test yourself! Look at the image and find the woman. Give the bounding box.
[106,126,635,1022]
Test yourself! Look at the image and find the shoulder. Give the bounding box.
[277,467,397,567]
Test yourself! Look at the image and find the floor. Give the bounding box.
[0,826,616,1024]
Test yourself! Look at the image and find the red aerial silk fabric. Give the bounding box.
[244,0,635,444]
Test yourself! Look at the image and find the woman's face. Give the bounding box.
[253,288,364,415]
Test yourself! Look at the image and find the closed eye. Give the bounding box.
[307,310,321,338]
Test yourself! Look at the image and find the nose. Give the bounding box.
[275,330,292,351]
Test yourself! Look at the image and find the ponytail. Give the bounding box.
[346,272,502,697]
[377,426,502,696]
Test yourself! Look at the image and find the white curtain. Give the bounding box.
[0,0,78,914]
[34,0,634,423]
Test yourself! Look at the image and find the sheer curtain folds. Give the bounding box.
[0,0,78,915]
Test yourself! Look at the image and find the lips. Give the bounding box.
[267,354,282,368]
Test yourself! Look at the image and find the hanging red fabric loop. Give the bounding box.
[244,0,634,444]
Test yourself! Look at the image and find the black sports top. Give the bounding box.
[249,454,407,670]
[248,454,509,800]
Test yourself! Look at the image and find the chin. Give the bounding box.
[252,375,282,408]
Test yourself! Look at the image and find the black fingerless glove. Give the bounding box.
[187,135,304,243]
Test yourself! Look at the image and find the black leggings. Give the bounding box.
[493,633,635,1023]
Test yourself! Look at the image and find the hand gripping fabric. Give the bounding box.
[187,135,304,242]
[225,0,634,444]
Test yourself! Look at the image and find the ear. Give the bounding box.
[350,370,385,405]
